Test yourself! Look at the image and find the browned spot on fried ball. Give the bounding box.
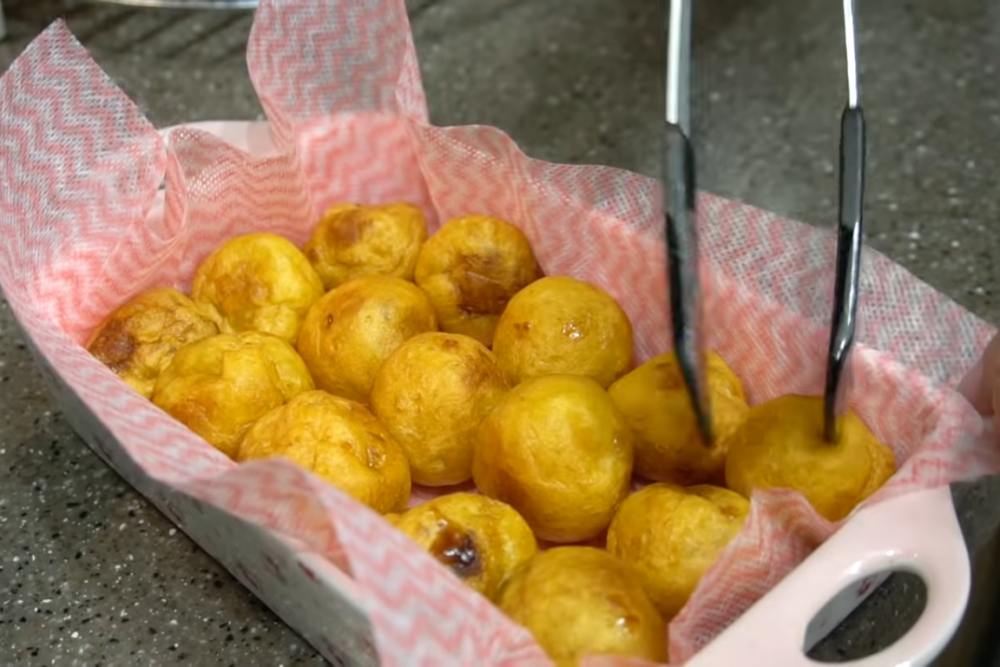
[654,361,684,392]
[719,503,745,520]
[90,319,137,373]
[169,395,216,431]
[461,347,496,390]
[216,262,270,303]
[335,285,369,319]
[430,520,482,578]
[327,209,372,248]
[455,253,511,316]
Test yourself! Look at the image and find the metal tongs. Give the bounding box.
[663,0,866,446]
[664,0,713,445]
[824,0,866,444]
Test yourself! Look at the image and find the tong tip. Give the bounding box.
[693,396,714,446]
[676,345,714,446]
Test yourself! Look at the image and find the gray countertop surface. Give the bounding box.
[3,0,1000,664]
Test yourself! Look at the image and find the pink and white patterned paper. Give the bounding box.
[1,2,998,664]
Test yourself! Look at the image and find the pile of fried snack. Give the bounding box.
[87,203,896,666]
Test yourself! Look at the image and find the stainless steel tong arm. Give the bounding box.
[824,0,867,444]
[664,0,867,447]
[664,0,713,446]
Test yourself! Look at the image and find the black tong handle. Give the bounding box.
[823,105,866,443]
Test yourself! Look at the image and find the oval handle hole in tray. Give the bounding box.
[806,570,927,663]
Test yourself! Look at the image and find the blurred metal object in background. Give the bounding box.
[80,0,258,8]
[664,0,713,446]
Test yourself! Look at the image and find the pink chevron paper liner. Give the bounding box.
[0,23,166,319]
[295,114,437,225]
[247,0,428,149]
[2,3,999,666]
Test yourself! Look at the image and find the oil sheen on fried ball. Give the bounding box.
[369,332,509,486]
[492,275,633,389]
[86,287,219,399]
[151,331,315,458]
[392,492,537,602]
[192,232,325,345]
[609,350,749,486]
[725,394,896,522]
[414,214,541,347]
[473,374,633,543]
[607,483,749,619]
[236,390,411,514]
[303,202,428,290]
[496,547,668,666]
[296,276,438,403]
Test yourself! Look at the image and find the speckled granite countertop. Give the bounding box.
[3,0,1000,664]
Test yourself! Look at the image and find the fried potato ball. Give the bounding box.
[608,350,749,486]
[303,202,428,290]
[152,331,314,458]
[861,432,897,500]
[86,287,219,398]
[492,276,633,388]
[369,332,509,486]
[393,492,537,601]
[607,483,749,619]
[473,375,633,543]
[192,232,324,345]
[497,547,669,666]
[236,390,411,514]
[414,214,541,347]
[296,276,438,403]
[725,394,896,522]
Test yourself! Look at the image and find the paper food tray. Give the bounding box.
[3,3,999,665]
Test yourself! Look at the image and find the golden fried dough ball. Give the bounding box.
[369,332,509,486]
[725,394,896,522]
[192,232,324,345]
[393,493,537,601]
[303,202,428,290]
[86,287,219,398]
[492,276,633,388]
[607,483,749,619]
[414,214,541,347]
[152,331,314,458]
[861,433,897,500]
[473,375,633,543]
[497,547,669,666]
[236,390,410,514]
[296,276,438,403]
[608,350,749,485]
